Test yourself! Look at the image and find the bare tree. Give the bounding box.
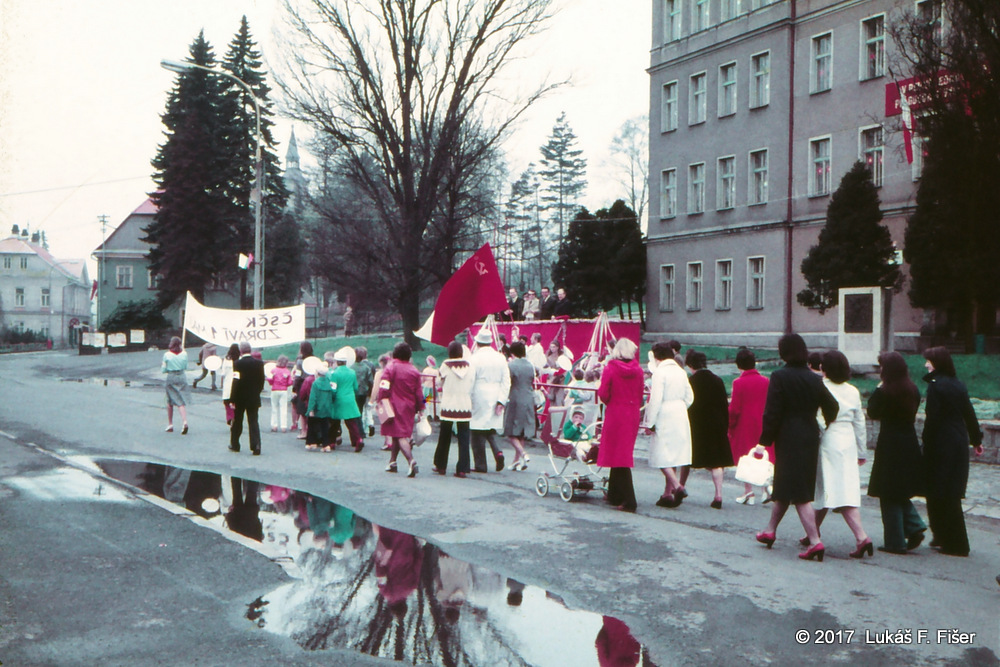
[607,115,648,228]
[277,0,559,345]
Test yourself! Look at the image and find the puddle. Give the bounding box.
[93,459,655,666]
[60,378,133,387]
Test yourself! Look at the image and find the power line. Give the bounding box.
[0,176,151,198]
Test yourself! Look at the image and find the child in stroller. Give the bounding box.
[536,405,606,502]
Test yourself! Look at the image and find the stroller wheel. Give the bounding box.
[559,482,574,502]
[535,475,549,497]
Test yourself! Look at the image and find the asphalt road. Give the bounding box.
[1,349,998,667]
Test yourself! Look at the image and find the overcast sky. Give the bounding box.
[0,0,650,270]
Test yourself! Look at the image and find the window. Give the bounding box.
[716,260,733,310]
[41,287,50,308]
[809,136,832,196]
[811,33,832,93]
[693,0,710,32]
[2,257,10,269]
[750,52,770,108]
[665,0,682,42]
[15,287,25,307]
[861,15,886,80]
[916,0,943,46]
[721,0,740,21]
[860,126,884,186]
[39,326,49,339]
[719,62,737,117]
[15,321,25,334]
[748,256,765,309]
[912,133,927,181]
[687,262,703,311]
[718,156,736,210]
[20,257,28,270]
[749,149,768,205]
[689,73,707,124]
[661,169,678,218]
[147,270,161,289]
[661,81,678,132]
[116,265,133,289]
[689,163,706,214]
[660,265,676,312]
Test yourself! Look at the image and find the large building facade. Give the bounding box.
[646,0,939,350]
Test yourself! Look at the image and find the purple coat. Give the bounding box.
[596,358,644,468]
[377,360,425,438]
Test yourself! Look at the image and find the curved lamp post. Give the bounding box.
[160,58,265,310]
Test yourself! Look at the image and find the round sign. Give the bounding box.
[69,317,80,326]
[335,345,356,367]
[203,355,223,372]
[302,355,323,375]
[264,361,277,378]
[557,354,573,372]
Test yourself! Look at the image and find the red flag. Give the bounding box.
[415,244,508,346]
[90,280,98,300]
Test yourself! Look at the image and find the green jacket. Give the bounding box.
[330,364,361,420]
[308,373,335,419]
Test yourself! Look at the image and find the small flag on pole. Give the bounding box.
[238,253,251,270]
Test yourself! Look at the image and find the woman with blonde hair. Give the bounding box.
[597,338,644,512]
[161,336,190,434]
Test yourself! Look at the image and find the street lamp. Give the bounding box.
[160,58,265,310]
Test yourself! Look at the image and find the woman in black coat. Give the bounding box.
[867,351,927,554]
[754,334,838,561]
[681,350,733,509]
[921,346,983,557]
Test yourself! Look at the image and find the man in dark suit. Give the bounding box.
[230,341,266,455]
[553,287,573,318]
[539,286,557,320]
[503,288,524,321]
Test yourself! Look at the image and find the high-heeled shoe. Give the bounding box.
[756,531,776,549]
[735,492,755,505]
[799,542,825,562]
[849,538,874,559]
[798,530,820,547]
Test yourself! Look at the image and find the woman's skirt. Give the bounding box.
[165,370,190,406]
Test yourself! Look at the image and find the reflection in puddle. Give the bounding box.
[94,459,656,666]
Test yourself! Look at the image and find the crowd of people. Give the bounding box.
[161,327,985,564]
[498,286,574,321]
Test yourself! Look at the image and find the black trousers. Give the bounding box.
[926,495,970,555]
[471,430,503,472]
[231,403,261,452]
[435,421,471,473]
[607,467,637,510]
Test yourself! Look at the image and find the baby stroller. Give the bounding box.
[535,419,608,502]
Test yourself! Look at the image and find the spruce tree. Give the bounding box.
[538,112,587,251]
[146,32,236,306]
[797,161,900,313]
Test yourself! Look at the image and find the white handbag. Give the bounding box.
[735,449,774,487]
[412,415,432,446]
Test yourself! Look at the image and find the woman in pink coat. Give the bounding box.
[597,338,644,512]
[728,347,771,505]
[377,342,426,477]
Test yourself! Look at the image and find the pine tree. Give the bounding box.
[146,32,237,306]
[264,212,305,307]
[538,112,587,253]
[221,16,290,306]
[797,161,900,313]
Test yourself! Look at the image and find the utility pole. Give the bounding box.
[96,214,109,330]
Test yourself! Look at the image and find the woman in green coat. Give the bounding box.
[307,365,336,452]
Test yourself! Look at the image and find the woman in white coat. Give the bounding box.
[813,350,873,558]
[643,342,694,508]
[469,329,511,472]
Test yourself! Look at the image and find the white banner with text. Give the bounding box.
[183,292,305,348]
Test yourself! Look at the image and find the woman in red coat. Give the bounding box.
[377,342,426,477]
[597,338,644,512]
[728,347,771,505]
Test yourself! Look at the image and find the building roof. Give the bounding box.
[93,197,158,257]
[0,236,89,283]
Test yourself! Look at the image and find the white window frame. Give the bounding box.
[689,72,707,125]
[860,125,884,187]
[860,14,886,80]
[15,287,25,307]
[721,0,740,21]
[661,81,679,132]
[749,148,768,205]
[2,257,10,269]
[747,256,766,309]
[911,132,927,182]
[693,0,710,32]
[660,168,678,218]
[688,162,706,214]
[718,156,736,210]
[687,262,703,311]
[810,32,833,93]
[719,62,737,117]
[116,265,133,289]
[660,264,676,312]
[809,135,832,197]
[915,0,944,45]
[19,256,28,270]
[716,259,733,310]
[41,287,51,308]
[750,51,770,108]
[665,0,683,42]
